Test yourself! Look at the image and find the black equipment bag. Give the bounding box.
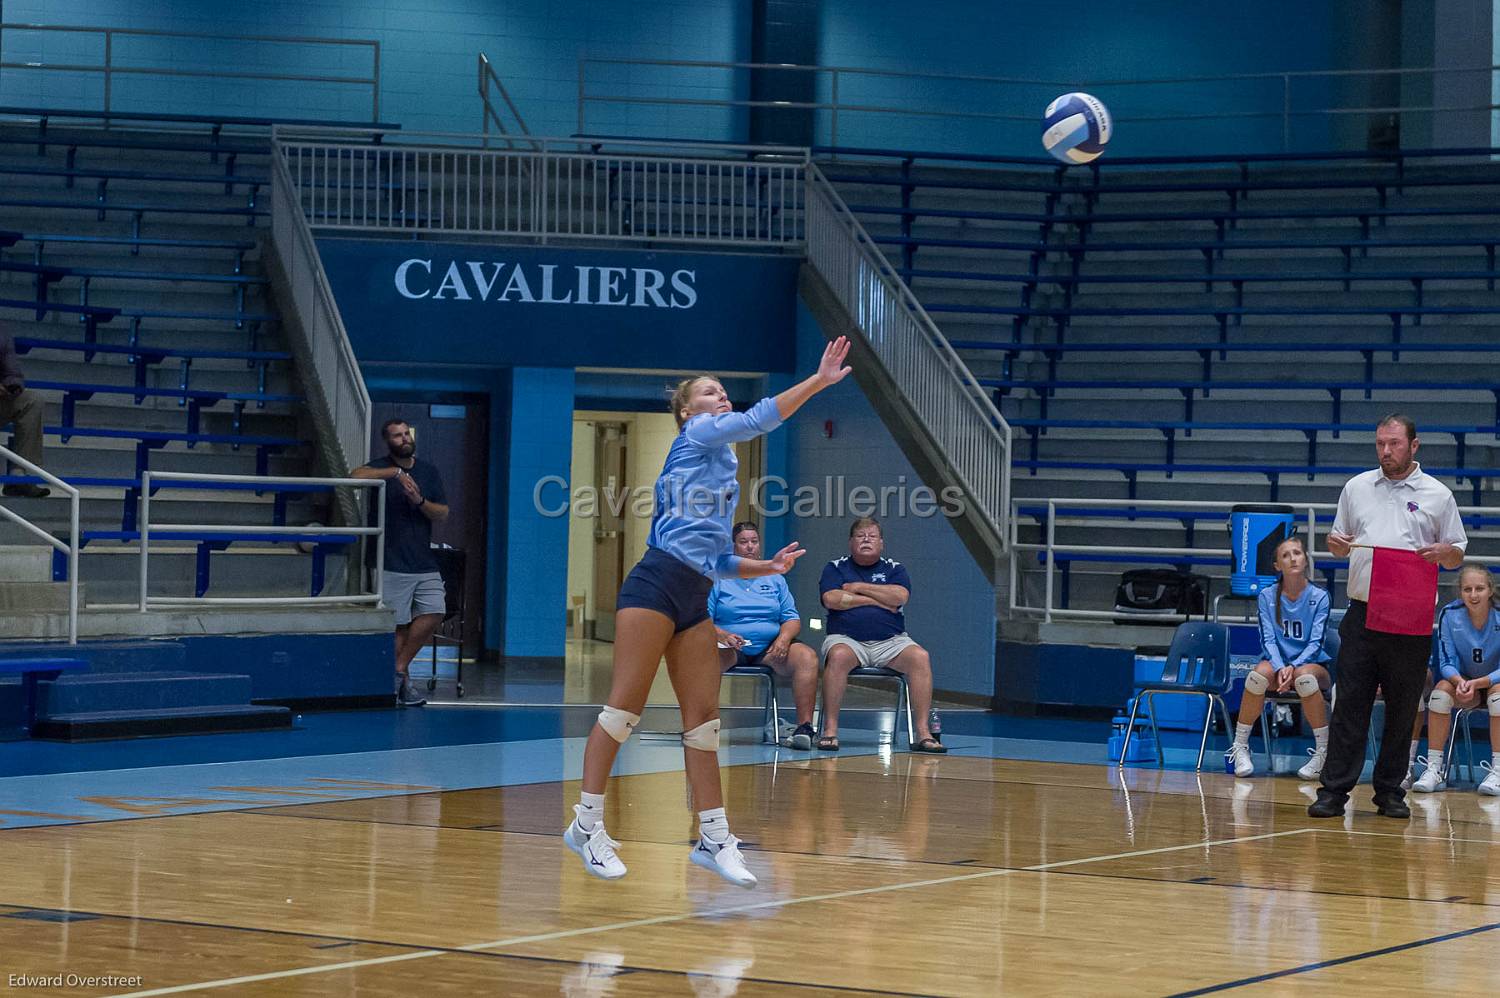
[1113,568,1208,621]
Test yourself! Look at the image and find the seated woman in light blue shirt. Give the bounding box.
[1411,562,1500,795]
[1225,535,1335,781]
[710,521,819,751]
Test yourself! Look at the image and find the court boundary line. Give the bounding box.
[0,902,925,997]
[230,809,1028,873]
[244,766,1500,841]
[105,828,1312,997]
[1164,920,1500,996]
[815,760,1500,830]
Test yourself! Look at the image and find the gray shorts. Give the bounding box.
[821,633,918,670]
[383,570,446,626]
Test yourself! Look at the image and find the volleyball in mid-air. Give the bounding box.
[1041,92,1112,164]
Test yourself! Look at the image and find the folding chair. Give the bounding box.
[822,665,915,748]
[426,545,467,697]
[1442,705,1489,785]
[1119,621,1234,771]
[724,663,782,745]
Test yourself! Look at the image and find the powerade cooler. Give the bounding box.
[1229,504,1296,596]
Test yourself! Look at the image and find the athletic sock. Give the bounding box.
[698,806,730,844]
[1313,726,1329,751]
[1409,741,1420,767]
[1427,751,1445,774]
[1233,723,1252,748]
[577,791,605,831]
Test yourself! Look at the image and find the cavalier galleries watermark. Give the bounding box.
[532,475,966,520]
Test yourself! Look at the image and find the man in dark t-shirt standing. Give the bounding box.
[353,418,450,706]
[817,516,945,753]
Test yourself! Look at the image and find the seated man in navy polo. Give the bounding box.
[817,516,945,753]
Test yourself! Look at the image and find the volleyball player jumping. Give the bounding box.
[564,336,854,886]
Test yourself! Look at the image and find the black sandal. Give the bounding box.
[911,736,947,754]
[816,735,840,751]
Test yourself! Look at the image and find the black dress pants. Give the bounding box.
[1318,600,1433,802]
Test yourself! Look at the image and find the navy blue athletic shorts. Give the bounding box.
[616,546,713,633]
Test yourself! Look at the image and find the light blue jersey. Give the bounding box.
[708,574,799,656]
[1257,583,1332,669]
[1435,600,1500,685]
[646,397,782,579]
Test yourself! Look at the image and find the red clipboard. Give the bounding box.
[1364,546,1438,635]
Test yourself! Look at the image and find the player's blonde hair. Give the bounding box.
[1455,561,1500,609]
[668,375,721,429]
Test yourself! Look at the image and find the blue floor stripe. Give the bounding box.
[1167,921,1500,996]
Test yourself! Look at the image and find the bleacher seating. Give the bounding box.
[0,116,332,608]
[821,143,1500,613]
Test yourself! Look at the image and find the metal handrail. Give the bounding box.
[0,22,382,122]
[478,52,539,151]
[269,128,372,486]
[276,128,809,246]
[272,125,807,157]
[0,444,79,644]
[139,470,385,608]
[805,162,1011,553]
[811,142,1500,172]
[578,56,1500,152]
[1005,496,1500,622]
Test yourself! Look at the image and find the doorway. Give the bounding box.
[590,421,628,642]
[370,398,488,657]
[568,410,761,645]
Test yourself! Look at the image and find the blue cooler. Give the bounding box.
[1229,504,1295,596]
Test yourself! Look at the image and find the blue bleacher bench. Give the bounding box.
[0,657,88,736]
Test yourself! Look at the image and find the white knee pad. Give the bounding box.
[1428,689,1453,715]
[682,718,721,751]
[1488,689,1500,717]
[1293,673,1321,699]
[597,705,641,743]
[1243,670,1270,696]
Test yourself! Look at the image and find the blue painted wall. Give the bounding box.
[502,367,574,660]
[17,1,1469,156]
[783,303,997,698]
[4,0,751,139]
[817,0,1340,156]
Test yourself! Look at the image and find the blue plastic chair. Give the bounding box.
[1118,621,1234,771]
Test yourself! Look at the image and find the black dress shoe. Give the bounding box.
[1307,795,1346,818]
[1,484,50,499]
[1374,796,1410,819]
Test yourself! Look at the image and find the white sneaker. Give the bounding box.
[1225,742,1254,778]
[564,809,627,881]
[1478,762,1500,797]
[1411,757,1446,794]
[690,834,757,887]
[1296,746,1328,781]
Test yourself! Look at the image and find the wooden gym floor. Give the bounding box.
[2,751,1500,996]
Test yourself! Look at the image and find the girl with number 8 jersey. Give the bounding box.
[1411,563,1500,795]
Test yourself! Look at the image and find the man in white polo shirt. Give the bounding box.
[1308,414,1467,820]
